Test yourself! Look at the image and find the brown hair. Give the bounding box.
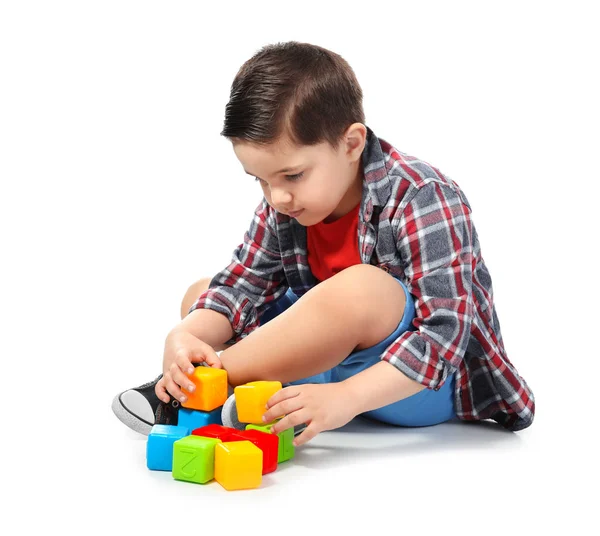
[221,41,365,150]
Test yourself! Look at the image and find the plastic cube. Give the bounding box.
[215,440,263,491]
[172,435,222,484]
[178,407,222,430]
[192,424,239,442]
[230,429,279,475]
[182,366,228,412]
[247,423,295,463]
[146,424,190,471]
[234,381,282,424]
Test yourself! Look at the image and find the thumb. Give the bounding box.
[190,339,223,369]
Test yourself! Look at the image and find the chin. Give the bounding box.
[301,214,324,226]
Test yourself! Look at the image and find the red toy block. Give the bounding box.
[229,429,279,475]
[192,424,239,442]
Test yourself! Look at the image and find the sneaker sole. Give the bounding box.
[111,393,153,436]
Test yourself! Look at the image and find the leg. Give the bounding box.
[180,277,234,352]
[219,264,406,386]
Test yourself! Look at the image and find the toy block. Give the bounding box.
[214,441,263,491]
[247,423,295,463]
[234,380,282,424]
[146,424,190,471]
[178,407,222,430]
[172,435,222,484]
[229,429,279,475]
[182,366,228,412]
[192,424,239,442]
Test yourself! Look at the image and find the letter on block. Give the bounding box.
[192,424,240,442]
[172,435,222,484]
[214,441,263,491]
[247,423,295,463]
[178,407,222,430]
[230,429,279,475]
[181,367,228,412]
[234,381,282,424]
[146,424,190,471]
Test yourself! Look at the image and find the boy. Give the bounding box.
[112,41,535,446]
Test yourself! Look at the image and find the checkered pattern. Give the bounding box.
[189,126,535,431]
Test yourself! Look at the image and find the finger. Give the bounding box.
[292,423,320,447]
[263,396,304,424]
[174,348,195,375]
[191,339,222,368]
[170,354,193,386]
[164,373,188,404]
[266,386,300,409]
[155,377,170,404]
[169,362,196,396]
[270,409,309,435]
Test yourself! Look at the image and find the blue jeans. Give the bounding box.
[258,277,457,427]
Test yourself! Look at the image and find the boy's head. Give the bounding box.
[221,41,367,225]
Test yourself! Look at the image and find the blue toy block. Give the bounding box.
[178,407,222,431]
[146,424,190,471]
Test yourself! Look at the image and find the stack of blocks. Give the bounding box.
[146,367,295,491]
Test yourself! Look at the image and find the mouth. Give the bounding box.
[287,209,304,218]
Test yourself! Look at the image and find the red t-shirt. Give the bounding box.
[306,202,363,282]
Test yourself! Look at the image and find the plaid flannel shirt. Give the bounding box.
[190,126,535,431]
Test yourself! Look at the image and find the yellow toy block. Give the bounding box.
[234,380,282,424]
[214,440,263,491]
[182,366,228,412]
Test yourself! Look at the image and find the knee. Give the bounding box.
[337,263,381,281]
[328,264,406,337]
[330,264,394,299]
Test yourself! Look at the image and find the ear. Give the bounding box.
[344,123,367,162]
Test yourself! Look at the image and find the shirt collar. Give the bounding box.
[362,125,392,210]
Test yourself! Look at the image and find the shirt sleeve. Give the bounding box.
[381,180,475,390]
[188,197,289,345]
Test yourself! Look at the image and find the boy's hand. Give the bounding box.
[156,328,222,404]
[263,383,357,447]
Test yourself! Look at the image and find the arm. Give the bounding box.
[342,361,426,414]
[382,180,475,389]
[186,197,288,345]
[156,198,287,403]
[173,308,233,349]
[265,365,426,446]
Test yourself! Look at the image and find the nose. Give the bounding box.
[269,186,292,211]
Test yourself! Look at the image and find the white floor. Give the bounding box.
[94,399,589,535]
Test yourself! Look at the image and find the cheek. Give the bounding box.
[307,185,334,207]
[260,185,272,200]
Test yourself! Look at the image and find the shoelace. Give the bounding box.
[135,374,162,390]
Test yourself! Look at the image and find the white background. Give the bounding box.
[1,1,598,534]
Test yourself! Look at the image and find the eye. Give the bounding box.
[254,172,304,184]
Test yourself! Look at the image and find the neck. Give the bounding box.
[324,164,364,223]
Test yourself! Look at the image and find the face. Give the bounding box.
[232,123,367,225]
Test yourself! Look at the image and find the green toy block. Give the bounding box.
[246,423,294,463]
[172,435,222,484]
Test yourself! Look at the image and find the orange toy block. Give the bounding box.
[234,380,282,424]
[214,440,263,491]
[182,366,228,412]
